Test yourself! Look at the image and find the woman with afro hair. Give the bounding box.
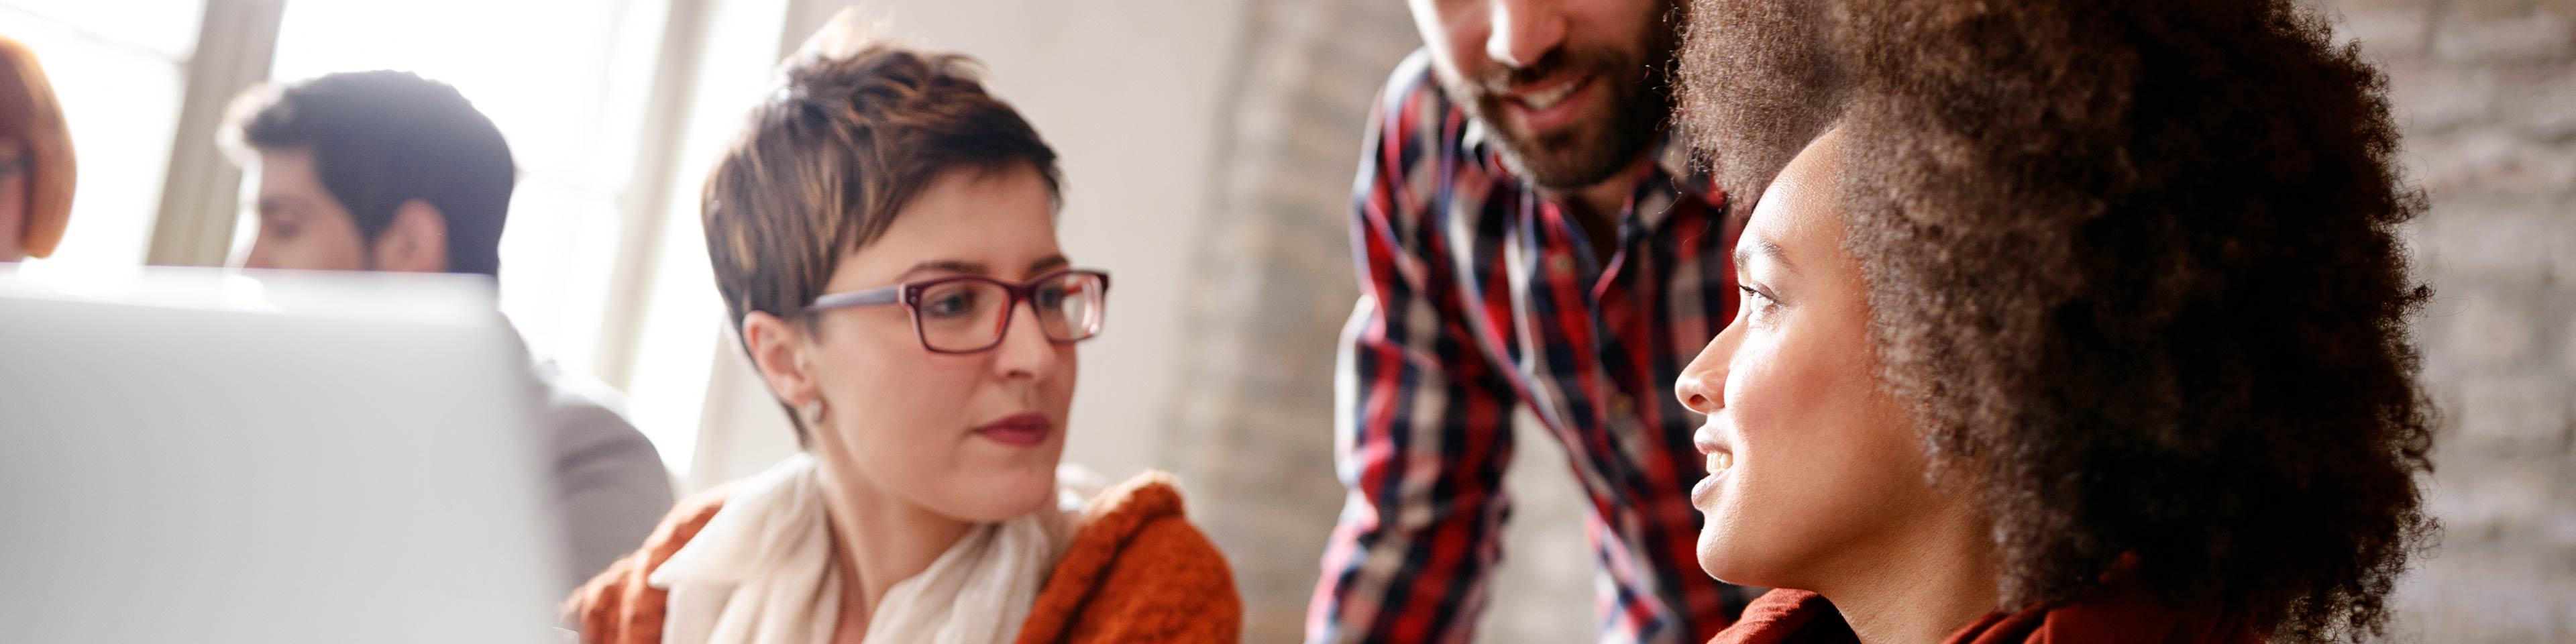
[1666,0,2435,642]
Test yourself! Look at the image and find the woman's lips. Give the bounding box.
[1690,425,1735,508]
[975,413,1051,447]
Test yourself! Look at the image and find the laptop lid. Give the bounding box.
[0,267,564,643]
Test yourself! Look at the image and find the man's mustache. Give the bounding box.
[1474,51,1588,96]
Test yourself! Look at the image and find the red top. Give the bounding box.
[1709,576,2261,644]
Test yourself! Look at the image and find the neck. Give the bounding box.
[1811,498,2003,644]
[1544,155,1655,255]
[814,465,974,639]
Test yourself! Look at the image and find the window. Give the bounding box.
[264,0,714,474]
[3,0,201,286]
[5,0,797,480]
[268,0,655,380]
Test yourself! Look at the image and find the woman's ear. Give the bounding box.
[372,199,450,273]
[741,311,820,411]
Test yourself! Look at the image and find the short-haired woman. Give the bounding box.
[566,24,1240,644]
[1669,0,2434,641]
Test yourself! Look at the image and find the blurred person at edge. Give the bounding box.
[1309,0,1758,641]
[0,34,74,262]
[564,17,1238,644]
[221,70,675,591]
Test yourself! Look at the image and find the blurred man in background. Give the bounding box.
[222,70,674,590]
[1309,0,1753,642]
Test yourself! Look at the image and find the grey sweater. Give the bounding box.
[529,358,677,592]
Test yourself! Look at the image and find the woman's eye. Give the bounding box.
[1739,286,1782,323]
[922,288,982,319]
[1033,284,1067,310]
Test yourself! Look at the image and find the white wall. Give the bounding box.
[690,0,1254,487]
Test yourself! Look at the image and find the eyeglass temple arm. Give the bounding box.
[808,285,902,311]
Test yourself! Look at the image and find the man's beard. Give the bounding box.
[1440,11,1679,191]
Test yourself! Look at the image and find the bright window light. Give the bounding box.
[1,1,198,289]
[266,0,706,473]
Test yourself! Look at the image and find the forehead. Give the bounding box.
[254,148,326,193]
[829,165,1062,285]
[251,147,352,216]
[1741,130,1847,257]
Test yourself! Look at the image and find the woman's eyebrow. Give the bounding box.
[1733,239,1795,274]
[1026,254,1069,275]
[899,259,987,280]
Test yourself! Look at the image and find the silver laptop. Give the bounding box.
[0,267,565,643]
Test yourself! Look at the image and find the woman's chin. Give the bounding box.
[941,466,1059,522]
[1695,529,1731,582]
[1694,527,1768,587]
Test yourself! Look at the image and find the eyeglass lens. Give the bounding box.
[912,272,1105,352]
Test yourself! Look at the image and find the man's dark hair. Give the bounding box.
[226,70,515,276]
[1681,0,2436,641]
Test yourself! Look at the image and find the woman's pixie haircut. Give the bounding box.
[700,18,1062,442]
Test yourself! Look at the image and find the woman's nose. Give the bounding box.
[991,300,1060,380]
[1674,325,1738,415]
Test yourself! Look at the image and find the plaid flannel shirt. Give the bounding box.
[1309,51,1752,644]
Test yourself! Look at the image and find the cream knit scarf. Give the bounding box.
[649,453,1080,644]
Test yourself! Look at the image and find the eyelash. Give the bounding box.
[1739,285,1782,321]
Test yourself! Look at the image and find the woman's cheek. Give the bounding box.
[0,174,25,256]
[831,345,959,437]
[1728,333,1854,573]
[1048,348,1079,417]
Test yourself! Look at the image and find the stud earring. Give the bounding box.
[802,399,828,427]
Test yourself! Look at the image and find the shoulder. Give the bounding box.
[1067,471,1232,591]
[1374,48,1450,125]
[1943,565,2265,644]
[1080,472,1230,583]
[531,360,651,457]
[1353,50,1495,276]
[1020,471,1240,643]
[1364,47,1473,164]
[562,485,734,644]
[539,362,670,502]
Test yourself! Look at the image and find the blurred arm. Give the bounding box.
[1307,67,1521,643]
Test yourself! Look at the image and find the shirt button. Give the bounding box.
[1550,255,1576,276]
[1611,393,1635,418]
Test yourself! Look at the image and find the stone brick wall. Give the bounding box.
[1163,1,1413,641]
[2337,0,2576,639]
[1171,0,2576,641]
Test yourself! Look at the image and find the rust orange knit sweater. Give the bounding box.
[568,471,1241,644]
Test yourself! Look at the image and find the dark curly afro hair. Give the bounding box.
[1677,0,2438,641]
